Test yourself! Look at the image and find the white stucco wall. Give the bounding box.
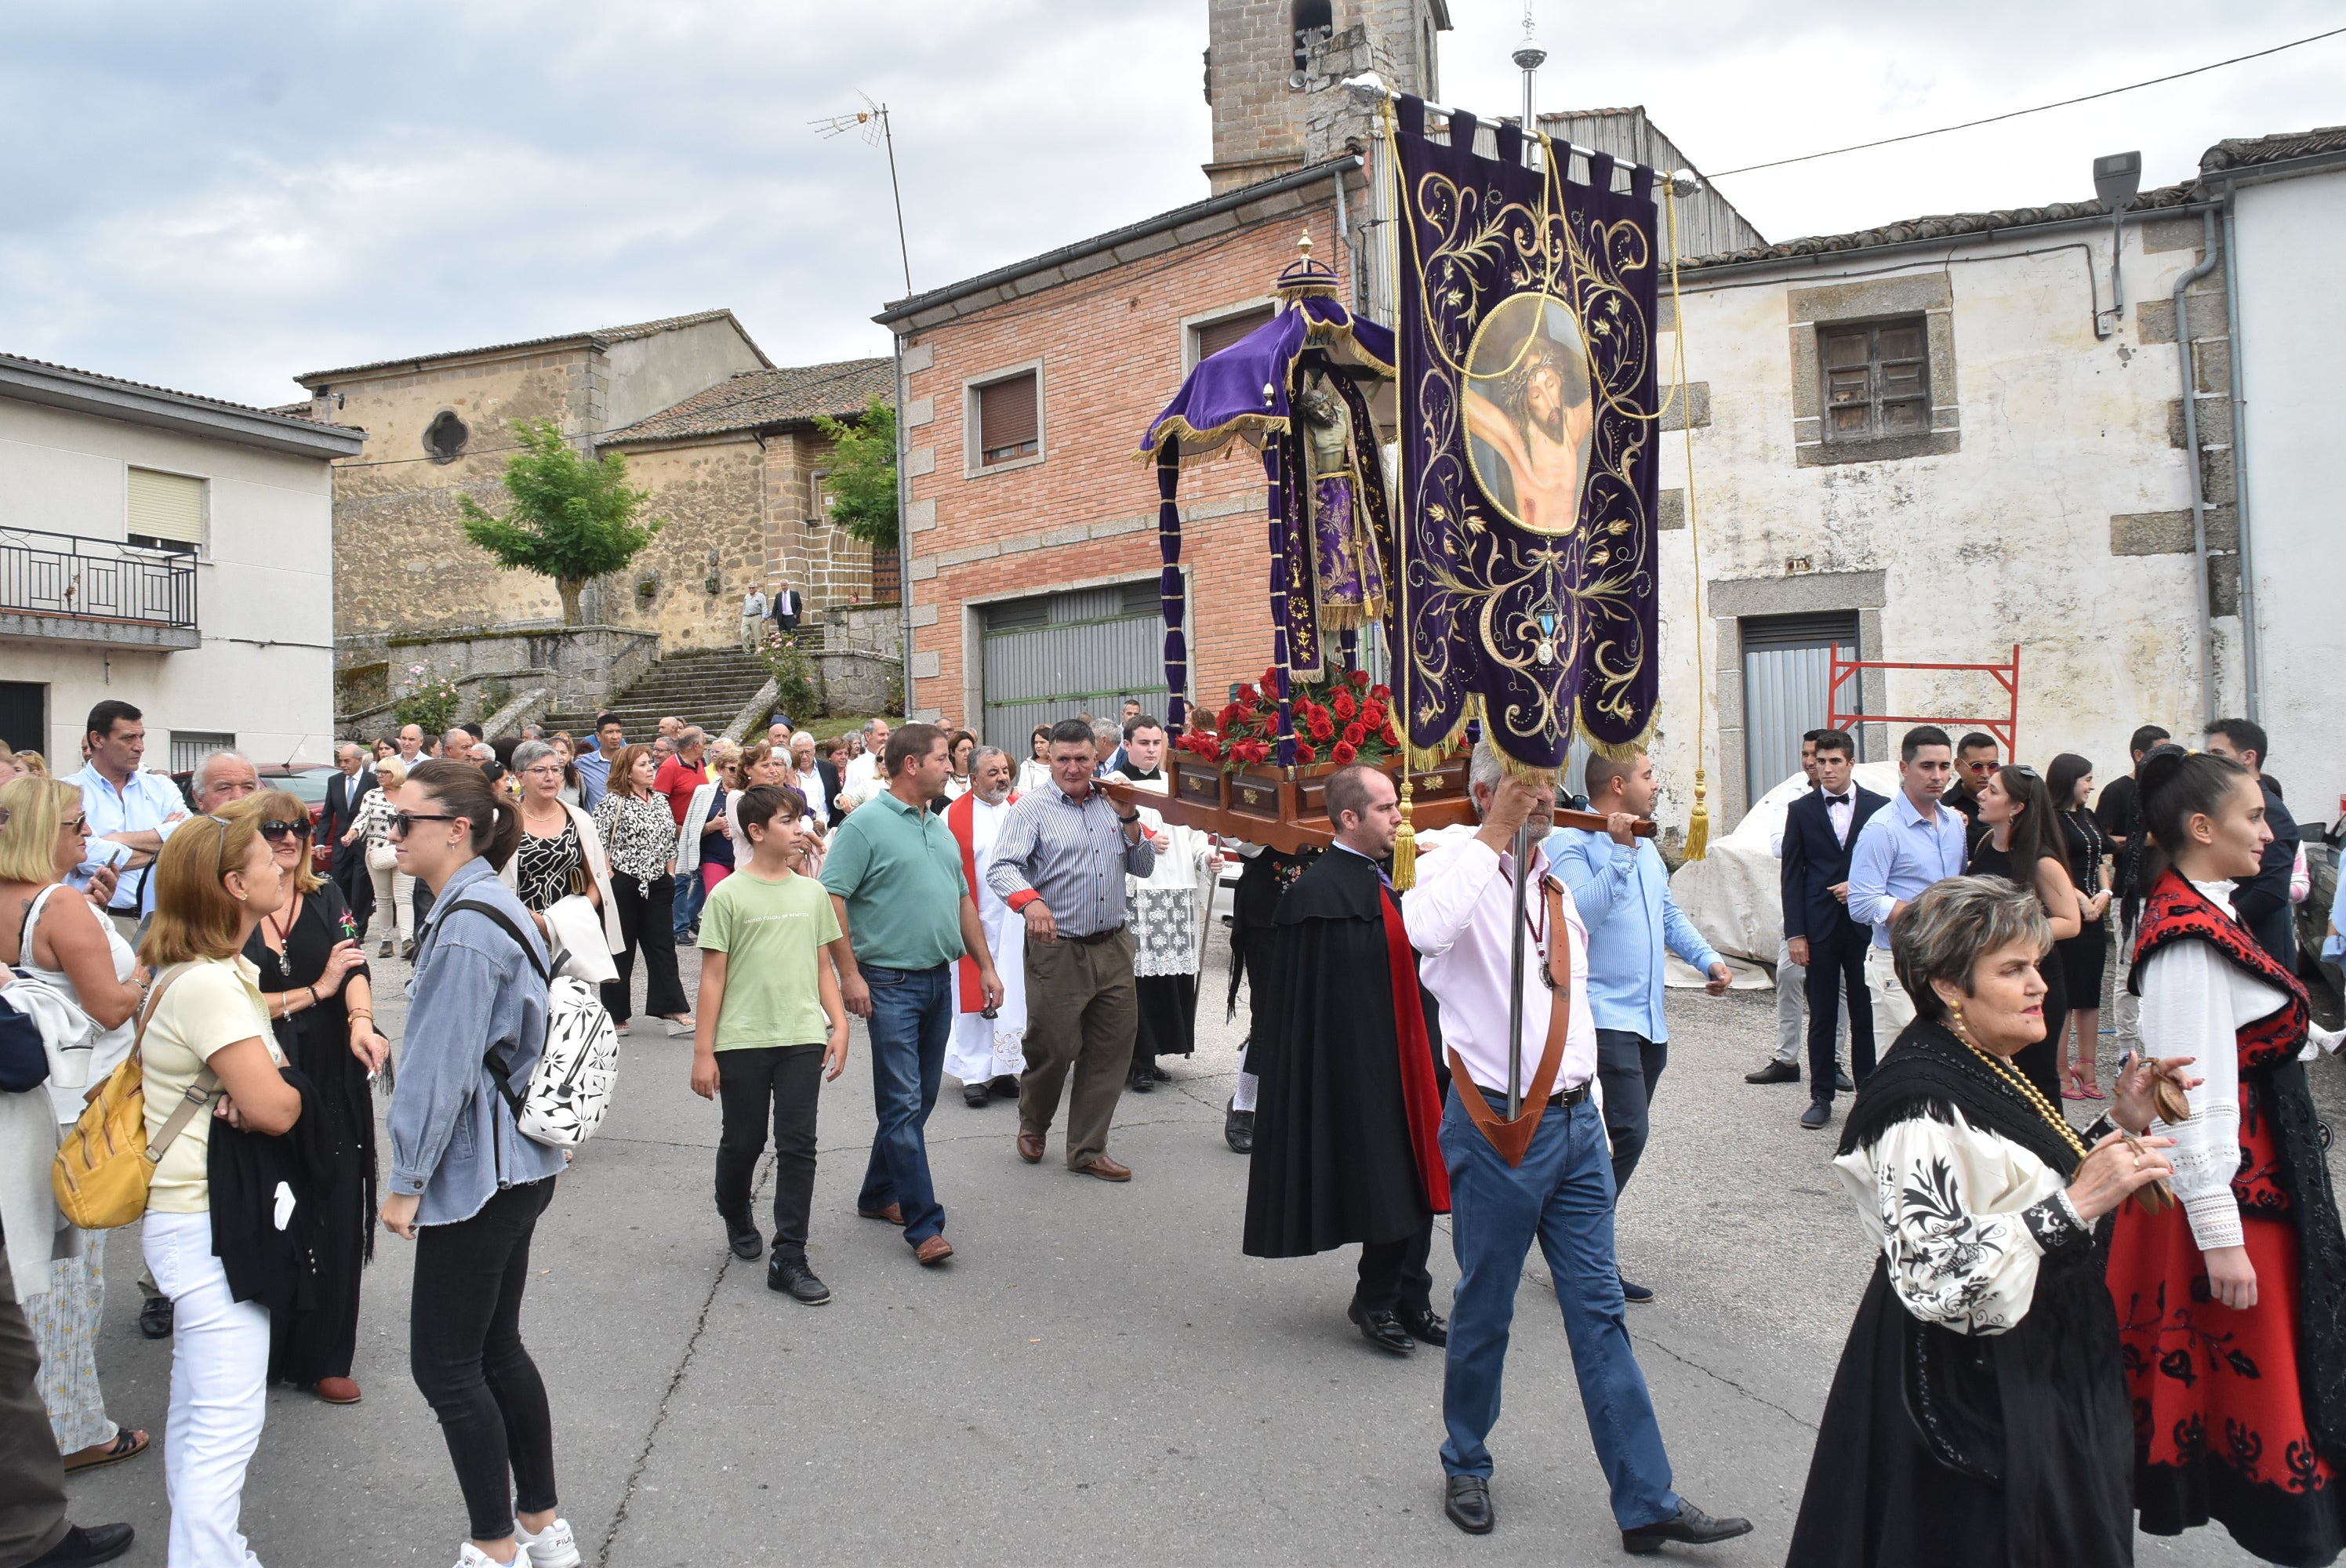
[2232,163,2346,829]
[0,399,337,767]
[1649,218,2241,835]
[600,317,770,433]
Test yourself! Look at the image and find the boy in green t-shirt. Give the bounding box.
[692,783,851,1303]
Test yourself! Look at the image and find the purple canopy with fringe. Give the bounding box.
[1139,293,1393,465]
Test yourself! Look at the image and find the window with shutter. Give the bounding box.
[1818,318,1930,445]
[126,468,205,550]
[1194,306,1275,363]
[978,374,1039,466]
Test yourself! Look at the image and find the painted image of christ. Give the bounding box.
[1462,293,1594,535]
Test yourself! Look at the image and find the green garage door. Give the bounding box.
[981,581,1168,745]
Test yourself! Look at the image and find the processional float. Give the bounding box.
[1112,89,1709,1116]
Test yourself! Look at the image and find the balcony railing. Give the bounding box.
[0,526,197,629]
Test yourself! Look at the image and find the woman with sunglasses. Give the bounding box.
[1966,763,2083,1109]
[501,740,621,962]
[0,776,151,1477]
[590,744,693,1036]
[238,789,384,1410]
[138,808,303,1566]
[382,760,580,1568]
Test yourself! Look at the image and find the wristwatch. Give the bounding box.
[1117,811,1141,825]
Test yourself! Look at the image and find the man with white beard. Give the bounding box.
[944,746,1026,1109]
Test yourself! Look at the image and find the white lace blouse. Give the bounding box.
[1833,1106,2090,1335]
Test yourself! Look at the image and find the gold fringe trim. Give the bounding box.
[1134,412,1290,464]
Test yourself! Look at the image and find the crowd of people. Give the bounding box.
[2,689,2342,1566]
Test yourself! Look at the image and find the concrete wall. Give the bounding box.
[0,397,336,764]
[898,196,1349,733]
[1659,216,2241,834]
[601,319,768,433]
[2232,164,2346,826]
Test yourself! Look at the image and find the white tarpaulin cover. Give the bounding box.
[1667,760,1904,974]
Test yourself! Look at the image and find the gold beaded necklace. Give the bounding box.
[1947,1004,2089,1160]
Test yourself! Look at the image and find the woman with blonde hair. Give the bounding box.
[16,750,49,778]
[237,789,384,1409]
[0,775,151,1475]
[138,808,304,1566]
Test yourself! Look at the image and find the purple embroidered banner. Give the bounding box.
[1391,96,1661,768]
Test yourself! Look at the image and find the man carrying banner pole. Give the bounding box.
[1404,746,1749,1551]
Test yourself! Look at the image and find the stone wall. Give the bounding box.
[371,624,659,722]
[816,603,904,718]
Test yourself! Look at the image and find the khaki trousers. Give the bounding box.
[1019,928,1138,1169]
[1864,945,1917,1037]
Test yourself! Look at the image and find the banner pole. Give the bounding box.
[1505,820,1531,1120]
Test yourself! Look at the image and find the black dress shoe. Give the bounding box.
[1125,1067,1156,1094]
[1743,1060,1799,1085]
[1400,1306,1448,1346]
[962,1083,990,1109]
[1618,1272,1654,1305]
[1622,1500,1752,1555]
[988,1075,1021,1098]
[1348,1301,1415,1355]
[1800,1101,1832,1130]
[1837,1069,1855,1093]
[724,1219,763,1261]
[1444,1475,1494,1535]
[138,1295,172,1340]
[768,1258,832,1305]
[29,1523,135,1566]
[1147,1062,1174,1083]
[1224,1099,1254,1153]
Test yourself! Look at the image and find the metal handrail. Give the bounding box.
[0,525,198,628]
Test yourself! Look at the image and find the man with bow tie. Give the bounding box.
[1779,731,1888,1131]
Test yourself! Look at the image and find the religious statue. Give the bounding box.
[1298,371,1386,631]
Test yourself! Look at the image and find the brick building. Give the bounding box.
[302,310,890,685]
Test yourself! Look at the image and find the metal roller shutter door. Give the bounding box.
[981,582,1168,744]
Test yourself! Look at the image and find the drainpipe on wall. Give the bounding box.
[2174,209,2223,728]
[894,333,915,719]
[2216,182,2261,722]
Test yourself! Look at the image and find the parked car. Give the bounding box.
[169,763,338,874]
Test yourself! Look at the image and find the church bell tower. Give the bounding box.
[1202,0,1450,194]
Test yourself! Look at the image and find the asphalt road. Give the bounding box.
[58,913,2338,1566]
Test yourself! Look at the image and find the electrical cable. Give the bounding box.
[1709,24,2346,179]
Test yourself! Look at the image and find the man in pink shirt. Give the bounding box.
[656,728,711,942]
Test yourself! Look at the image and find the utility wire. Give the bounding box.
[1709,24,2346,179]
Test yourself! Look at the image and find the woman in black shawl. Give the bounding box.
[237,789,387,1405]
[1787,876,2193,1567]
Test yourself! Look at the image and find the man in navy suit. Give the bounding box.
[1781,731,1886,1130]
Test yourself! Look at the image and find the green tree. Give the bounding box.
[811,397,898,548]
[456,420,664,625]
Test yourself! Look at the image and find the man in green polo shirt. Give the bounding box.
[821,721,1004,1265]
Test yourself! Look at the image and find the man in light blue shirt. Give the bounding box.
[1548,750,1730,1301]
[1844,724,1967,1035]
[65,699,187,926]
[572,711,624,810]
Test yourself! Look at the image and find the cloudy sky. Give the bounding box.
[3,2,2338,409]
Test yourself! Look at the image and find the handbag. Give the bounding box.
[51,966,211,1231]
[0,985,49,1093]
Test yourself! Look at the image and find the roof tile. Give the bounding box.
[600,358,894,444]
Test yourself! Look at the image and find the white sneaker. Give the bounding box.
[453,1545,519,1568]
[516,1517,582,1568]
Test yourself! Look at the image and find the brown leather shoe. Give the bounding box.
[914,1234,954,1265]
[1015,1130,1045,1164]
[1073,1154,1132,1182]
[313,1377,361,1406]
[856,1203,904,1225]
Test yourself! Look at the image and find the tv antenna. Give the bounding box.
[812,93,913,296]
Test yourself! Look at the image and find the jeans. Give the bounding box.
[858,964,953,1246]
[1772,934,1848,1069]
[145,1209,271,1567]
[671,868,706,942]
[411,1178,560,1543]
[715,1044,823,1261]
[1804,931,1877,1107]
[1593,1029,1668,1196]
[600,871,688,1025]
[1439,1089,1678,1530]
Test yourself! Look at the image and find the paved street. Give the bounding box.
[61,914,2336,1566]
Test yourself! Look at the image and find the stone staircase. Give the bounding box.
[542,639,803,742]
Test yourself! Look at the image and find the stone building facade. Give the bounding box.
[1204,0,1449,193]
[302,311,889,681]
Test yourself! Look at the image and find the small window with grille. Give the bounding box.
[1819,318,1928,443]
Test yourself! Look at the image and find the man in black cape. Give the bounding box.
[1243,764,1451,1355]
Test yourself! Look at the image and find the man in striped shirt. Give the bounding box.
[987,718,1157,1180]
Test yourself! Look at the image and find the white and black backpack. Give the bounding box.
[448,897,621,1149]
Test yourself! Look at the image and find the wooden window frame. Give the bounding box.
[1818,316,1930,445]
[962,359,1046,478]
[1181,297,1279,375]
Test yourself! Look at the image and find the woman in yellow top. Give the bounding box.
[139,810,303,1567]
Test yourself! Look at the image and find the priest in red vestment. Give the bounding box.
[1243,764,1450,1356]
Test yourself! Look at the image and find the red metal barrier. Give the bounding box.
[1828,643,2021,759]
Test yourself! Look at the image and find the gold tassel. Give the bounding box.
[1390,775,1418,890]
[1683,765,1710,862]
